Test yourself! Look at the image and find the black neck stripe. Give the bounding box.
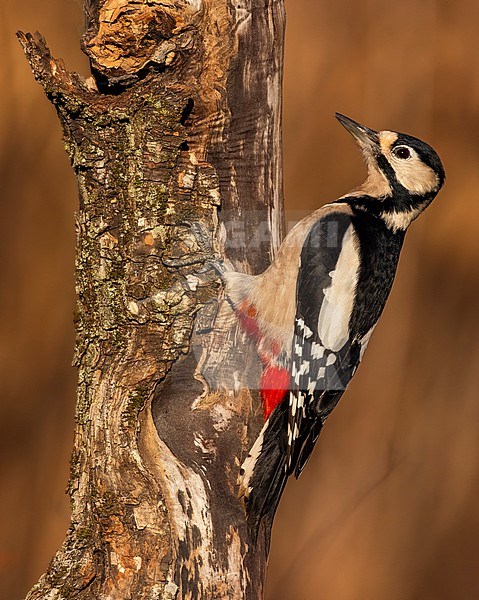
[376,154,402,193]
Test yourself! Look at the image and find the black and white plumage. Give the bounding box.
[226,114,445,537]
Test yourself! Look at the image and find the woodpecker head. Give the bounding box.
[336,113,445,231]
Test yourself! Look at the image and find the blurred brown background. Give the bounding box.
[1,0,478,598]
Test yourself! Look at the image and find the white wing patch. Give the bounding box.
[317,225,360,351]
[297,318,313,338]
[311,342,325,359]
[326,353,337,366]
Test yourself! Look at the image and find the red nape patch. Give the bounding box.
[260,366,290,419]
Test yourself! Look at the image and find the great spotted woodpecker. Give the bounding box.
[224,114,445,534]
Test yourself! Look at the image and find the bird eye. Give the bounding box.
[393,146,411,160]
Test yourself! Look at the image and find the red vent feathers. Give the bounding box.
[260,365,290,419]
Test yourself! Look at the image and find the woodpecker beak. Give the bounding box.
[335,113,379,154]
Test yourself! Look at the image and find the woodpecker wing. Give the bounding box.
[287,211,362,477]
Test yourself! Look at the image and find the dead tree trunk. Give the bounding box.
[19,0,285,598]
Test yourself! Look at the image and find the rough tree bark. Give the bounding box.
[19,0,285,598]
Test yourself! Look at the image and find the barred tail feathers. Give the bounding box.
[239,402,289,539]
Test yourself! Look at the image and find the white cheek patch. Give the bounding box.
[379,131,439,196]
[392,158,439,195]
[317,225,359,351]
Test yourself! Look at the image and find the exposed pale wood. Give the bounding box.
[18,0,285,597]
